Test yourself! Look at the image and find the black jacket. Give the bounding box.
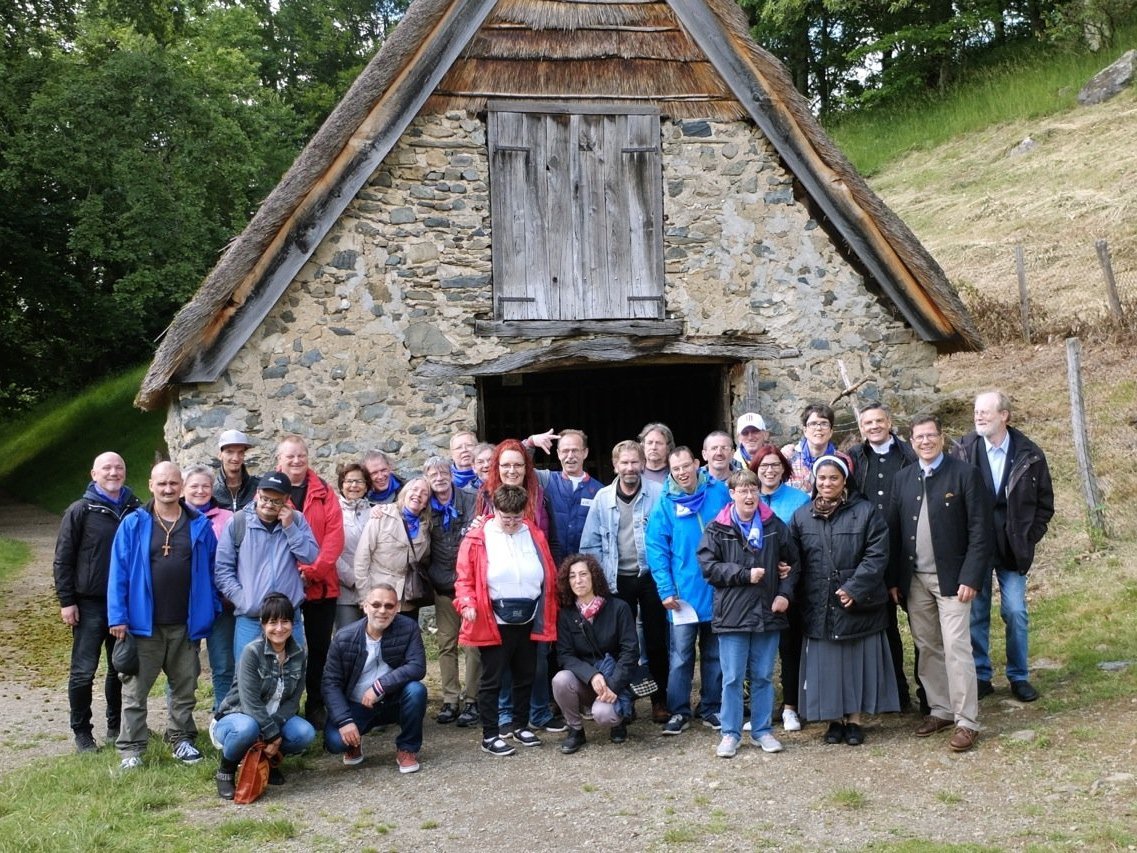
[848,433,918,515]
[790,493,891,641]
[425,487,478,595]
[555,596,639,693]
[213,466,260,512]
[888,454,994,597]
[53,484,141,606]
[321,614,426,728]
[954,428,1054,573]
[697,504,799,634]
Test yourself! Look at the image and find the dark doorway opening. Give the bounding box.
[478,362,730,482]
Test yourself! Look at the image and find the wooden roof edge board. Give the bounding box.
[667,0,980,349]
[481,23,682,31]
[485,99,661,114]
[135,0,502,409]
[441,91,723,102]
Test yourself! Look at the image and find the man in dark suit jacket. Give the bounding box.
[888,414,993,753]
[322,583,427,773]
[955,390,1054,703]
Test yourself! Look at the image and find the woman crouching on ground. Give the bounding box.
[213,593,316,799]
[551,553,639,754]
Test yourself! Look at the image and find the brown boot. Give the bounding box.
[651,698,670,724]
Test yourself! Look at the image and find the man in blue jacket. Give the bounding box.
[322,583,427,774]
[108,461,217,771]
[647,446,730,735]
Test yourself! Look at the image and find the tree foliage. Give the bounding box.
[0,0,405,413]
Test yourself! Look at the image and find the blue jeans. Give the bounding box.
[207,610,236,712]
[719,630,781,739]
[234,612,305,656]
[323,681,427,754]
[214,712,316,762]
[970,567,1029,683]
[498,641,553,727]
[666,621,721,719]
[67,597,122,736]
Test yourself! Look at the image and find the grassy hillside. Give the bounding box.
[0,366,166,513]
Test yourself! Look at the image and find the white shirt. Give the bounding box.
[984,432,1011,495]
[351,635,391,703]
[484,519,544,605]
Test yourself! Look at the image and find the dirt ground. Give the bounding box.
[4,344,1137,849]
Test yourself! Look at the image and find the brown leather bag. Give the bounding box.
[233,741,279,804]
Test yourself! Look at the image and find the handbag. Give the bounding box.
[491,597,539,624]
[233,741,280,805]
[400,519,434,608]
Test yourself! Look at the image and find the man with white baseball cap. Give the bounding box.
[733,413,770,468]
[213,429,260,511]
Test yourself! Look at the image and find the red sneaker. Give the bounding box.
[396,749,420,774]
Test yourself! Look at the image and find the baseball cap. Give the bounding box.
[258,471,291,494]
[218,429,253,451]
[736,413,767,433]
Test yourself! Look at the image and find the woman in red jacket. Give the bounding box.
[455,484,557,757]
[276,435,345,728]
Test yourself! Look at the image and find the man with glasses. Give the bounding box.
[701,430,738,483]
[783,404,839,493]
[322,583,427,773]
[732,413,769,468]
[214,471,320,654]
[888,415,993,752]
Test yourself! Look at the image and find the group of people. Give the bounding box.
[52,388,1053,797]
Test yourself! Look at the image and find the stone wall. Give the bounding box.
[165,111,939,470]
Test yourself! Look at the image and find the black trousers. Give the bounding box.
[478,623,537,740]
[301,597,337,714]
[778,605,804,708]
[615,572,670,701]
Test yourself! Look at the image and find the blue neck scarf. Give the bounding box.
[670,472,711,521]
[430,493,459,531]
[798,439,836,474]
[369,473,402,504]
[450,464,476,490]
[739,445,753,463]
[402,507,421,539]
[731,506,764,549]
[92,483,132,508]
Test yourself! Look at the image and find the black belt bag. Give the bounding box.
[492,597,538,624]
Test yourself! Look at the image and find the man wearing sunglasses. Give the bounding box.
[214,470,320,653]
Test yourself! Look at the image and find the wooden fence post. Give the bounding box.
[1065,337,1107,540]
[1014,242,1031,343]
[1095,239,1124,321]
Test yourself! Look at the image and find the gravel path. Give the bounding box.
[2,495,1135,850]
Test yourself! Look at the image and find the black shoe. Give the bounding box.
[106,726,120,745]
[824,721,846,744]
[75,731,99,754]
[268,766,285,785]
[610,723,627,744]
[1010,680,1039,702]
[216,758,238,800]
[977,679,994,699]
[544,715,567,733]
[560,727,587,754]
[456,703,478,727]
[844,723,864,746]
[436,703,458,724]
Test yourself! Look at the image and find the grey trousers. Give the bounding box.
[434,592,482,705]
[117,624,199,756]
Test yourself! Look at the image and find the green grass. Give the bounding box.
[827,27,1137,175]
[0,365,166,513]
[0,538,31,587]
[827,787,868,809]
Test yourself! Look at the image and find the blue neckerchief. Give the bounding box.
[450,464,476,490]
[739,445,752,463]
[669,470,711,521]
[731,506,764,549]
[368,473,403,503]
[470,475,483,491]
[430,493,459,531]
[798,439,836,473]
[92,483,132,508]
[402,507,421,539]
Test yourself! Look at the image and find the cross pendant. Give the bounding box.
[162,544,171,557]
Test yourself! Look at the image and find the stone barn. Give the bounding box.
[136,0,982,477]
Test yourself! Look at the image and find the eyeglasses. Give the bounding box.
[343,479,367,487]
[258,495,286,507]
[500,463,526,471]
[364,601,398,611]
[755,463,782,471]
[805,420,831,430]
[911,433,942,443]
[731,487,759,495]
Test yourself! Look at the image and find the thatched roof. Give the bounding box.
[136,0,982,411]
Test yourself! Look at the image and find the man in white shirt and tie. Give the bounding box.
[955,391,1054,703]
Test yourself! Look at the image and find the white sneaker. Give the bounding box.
[172,739,204,765]
[716,734,740,758]
[208,717,222,750]
[782,708,802,732]
[754,733,783,753]
[119,755,143,772]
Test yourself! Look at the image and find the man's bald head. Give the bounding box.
[90,452,126,498]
